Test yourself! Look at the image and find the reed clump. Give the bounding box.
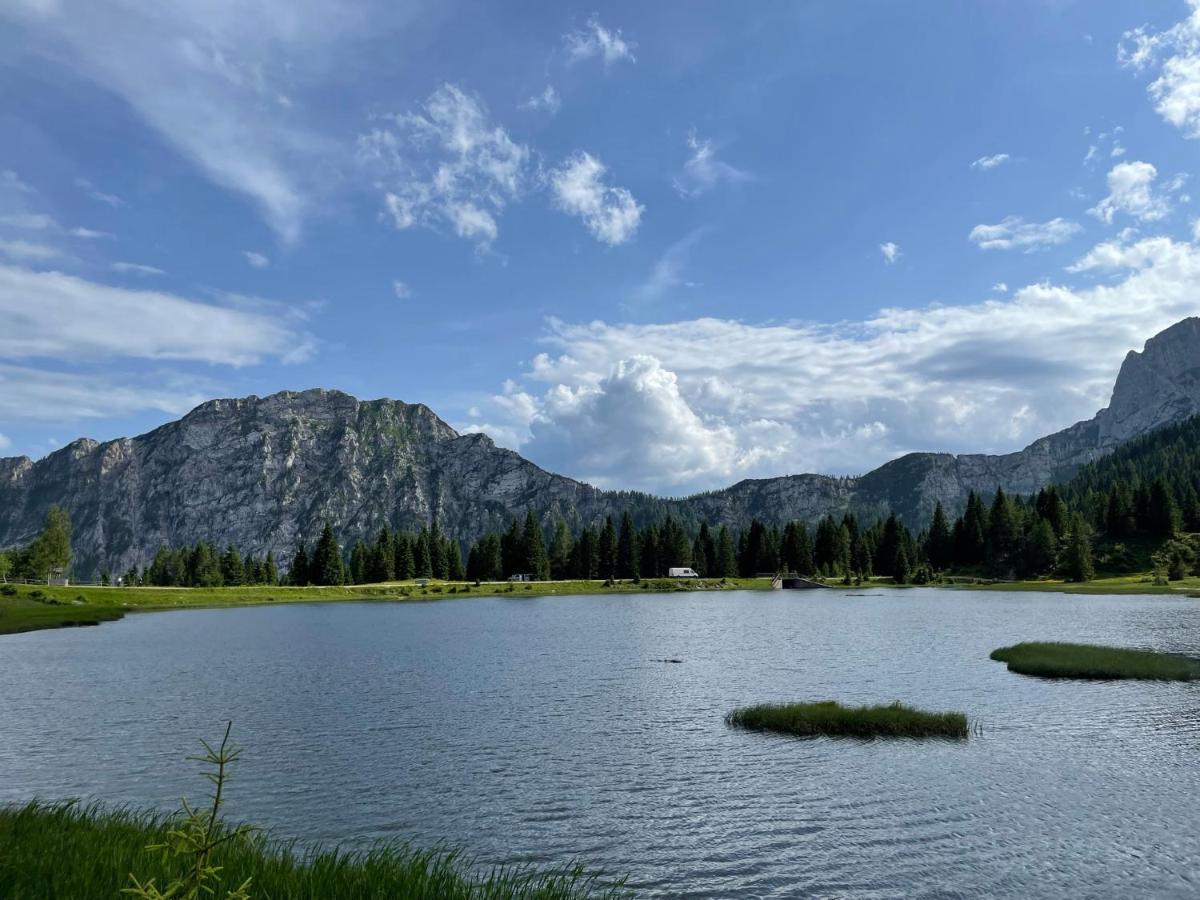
[725,700,969,739]
[990,642,1200,681]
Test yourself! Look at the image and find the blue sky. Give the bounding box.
[3,0,1200,494]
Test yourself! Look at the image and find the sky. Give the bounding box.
[3,0,1200,496]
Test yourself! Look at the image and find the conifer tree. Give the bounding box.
[1063,513,1094,583]
[716,525,737,577]
[311,522,345,586]
[597,516,617,579]
[522,511,550,579]
[549,520,574,580]
[616,512,638,579]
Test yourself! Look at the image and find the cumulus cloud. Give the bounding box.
[1120,3,1200,137]
[970,153,1011,170]
[243,250,270,268]
[70,226,113,239]
[464,234,1200,492]
[550,152,642,245]
[564,16,635,67]
[968,216,1083,251]
[1089,160,1183,223]
[0,263,311,365]
[879,242,901,264]
[521,85,561,115]
[360,84,529,249]
[673,131,752,198]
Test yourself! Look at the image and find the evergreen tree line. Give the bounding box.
[137,543,280,588]
[291,521,466,586]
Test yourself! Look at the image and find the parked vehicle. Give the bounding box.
[668,567,699,578]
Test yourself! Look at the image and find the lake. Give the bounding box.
[3,588,1200,897]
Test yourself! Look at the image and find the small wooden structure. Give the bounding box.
[777,576,831,590]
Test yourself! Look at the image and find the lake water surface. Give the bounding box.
[3,588,1200,897]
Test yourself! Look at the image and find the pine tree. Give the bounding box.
[414,530,433,578]
[349,540,369,584]
[597,516,617,579]
[311,522,345,586]
[716,525,736,577]
[893,544,911,585]
[639,524,659,578]
[446,540,466,580]
[1146,478,1181,537]
[264,550,279,586]
[219,544,245,586]
[549,520,574,580]
[368,528,395,583]
[925,502,953,571]
[395,534,415,580]
[1063,513,1094,583]
[616,512,638,579]
[1025,518,1058,575]
[522,511,549,579]
[430,521,449,579]
[501,519,522,577]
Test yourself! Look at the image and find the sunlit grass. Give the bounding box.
[0,801,625,899]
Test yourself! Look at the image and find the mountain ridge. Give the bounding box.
[3,318,1199,577]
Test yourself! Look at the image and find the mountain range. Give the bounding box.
[3,317,1199,577]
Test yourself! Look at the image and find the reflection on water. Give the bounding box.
[2,589,1200,897]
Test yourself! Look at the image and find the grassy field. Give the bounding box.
[0,801,624,900]
[725,700,970,739]
[990,641,1200,681]
[0,577,772,637]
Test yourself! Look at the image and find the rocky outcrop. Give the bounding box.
[2,319,1199,576]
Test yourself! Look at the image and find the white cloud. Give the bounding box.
[111,261,166,276]
[3,2,383,241]
[466,234,1200,492]
[0,264,311,365]
[1088,160,1182,223]
[992,282,1009,293]
[968,216,1083,251]
[879,242,901,264]
[564,16,635,67]
[673,131,752,198]
[1120,3,1200,137]
[0,432,9,449]
[0,239,63,261]
[70,226,113,239]
[521,85,561,115]
[360,84,529,249]
[970,153,1011,170]
[0,363,212,424]
[392,279,412,298]
[243,250,270,268]
[550,152,642,245]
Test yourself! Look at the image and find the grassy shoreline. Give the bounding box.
[3,570,1198,638]
[0,801,624,899]
[0,577,771,636]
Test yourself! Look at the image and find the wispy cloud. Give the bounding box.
[392,279,412,299]
[521,85,561,115]
[549,152,643,245]
[635,229,708,301]
[111,261,166,276]
[0,263,312,365]
[0,239,64,261]
[564,16,635,67]
[673,131,752,198]
[968,216,1082,251]
[970,153,1011,170]
[73,177,122,208]
[879,242,901,264]
[243,250,270,268]
[70,226,114,239]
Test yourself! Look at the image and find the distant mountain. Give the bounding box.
[3,318,1199,577]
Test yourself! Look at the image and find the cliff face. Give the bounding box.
[2,319,1199,576]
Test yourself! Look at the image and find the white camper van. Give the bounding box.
[668,567,699,578]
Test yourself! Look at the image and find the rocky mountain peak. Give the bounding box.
[1100,317,1200,444]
